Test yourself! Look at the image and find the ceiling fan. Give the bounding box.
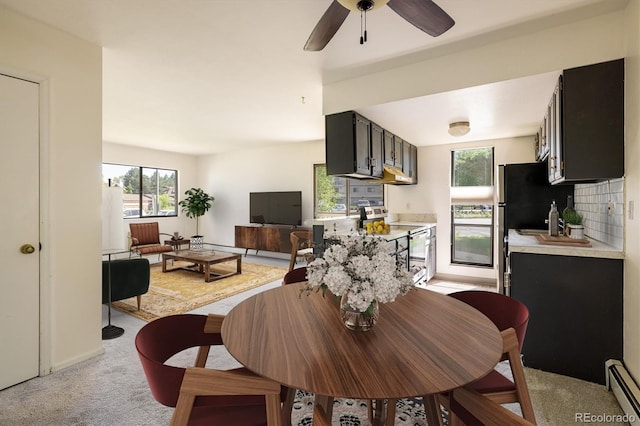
[304,0,455,51]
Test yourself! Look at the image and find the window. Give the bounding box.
[102,163,178,218]
[314,164,384,218]
[450,148,494,267]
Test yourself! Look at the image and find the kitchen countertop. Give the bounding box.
[325,229,411,241]
[508,229,624,259]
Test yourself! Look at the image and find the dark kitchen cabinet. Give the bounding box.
[370,122,384,177]
[383,130,403,169]
[325,111,383,179]
[409,144,418,183]
[509,252,623,384]
[545,58,624,184]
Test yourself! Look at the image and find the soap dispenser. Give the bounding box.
[548,201,559,236]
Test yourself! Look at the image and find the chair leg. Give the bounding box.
[281,387,296,426]
[503,328,537,423]
[171,393,196,426]
[136,295,142,311]
[509,352,536,422]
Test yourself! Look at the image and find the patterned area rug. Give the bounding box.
[111,260,287,321]
[292,391,429,425]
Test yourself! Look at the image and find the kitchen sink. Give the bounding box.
[516,229,547,236]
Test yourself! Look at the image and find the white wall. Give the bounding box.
[324,8,625,113]
[0,9,103,370]
[387,136,534,281]
[102,142,199,242]
[623,0,640,383]
[196,141,325,248]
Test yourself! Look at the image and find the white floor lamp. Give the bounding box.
[102,181,125,340]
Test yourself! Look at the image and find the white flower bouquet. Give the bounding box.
[305,234,414,312]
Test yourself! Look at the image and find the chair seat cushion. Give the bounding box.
[136,244,174,255]
[189,404,268,426]
[469,369,515,394]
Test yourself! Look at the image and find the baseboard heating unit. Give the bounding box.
[606,360,640,426]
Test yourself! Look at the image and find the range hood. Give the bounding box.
[362,165,414,185]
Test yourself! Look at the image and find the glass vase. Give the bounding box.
[339,293,379,331]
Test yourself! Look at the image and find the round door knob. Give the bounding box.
[20,244,36,254]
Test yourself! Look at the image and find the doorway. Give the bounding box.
[0,73,41,390]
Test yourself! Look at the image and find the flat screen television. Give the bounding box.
[250,191,302,226]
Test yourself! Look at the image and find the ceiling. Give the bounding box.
[0,0,625,154]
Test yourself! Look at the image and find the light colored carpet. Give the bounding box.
[0,262,628,425]
[112,260,287,321]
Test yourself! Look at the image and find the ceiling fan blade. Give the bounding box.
[304,1,350,51]
[388,0,455,37]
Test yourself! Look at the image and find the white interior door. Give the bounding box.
[0,74,40,390]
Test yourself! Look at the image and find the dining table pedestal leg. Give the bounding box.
[423,394,444,426]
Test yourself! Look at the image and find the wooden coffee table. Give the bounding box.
[162,250,242,282]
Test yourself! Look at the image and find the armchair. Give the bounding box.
[129,222,174,258]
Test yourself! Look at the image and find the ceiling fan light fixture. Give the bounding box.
[337,0,389,12]
[449,121,470,137]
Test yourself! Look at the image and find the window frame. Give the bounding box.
[102,162,179,219]
[449,147,495,267]
[313,164,384,219]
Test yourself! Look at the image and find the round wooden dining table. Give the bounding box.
[221,284,502,426]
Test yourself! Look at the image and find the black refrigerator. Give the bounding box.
[497,162,574,294]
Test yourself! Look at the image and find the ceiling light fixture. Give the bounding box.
[448,121,470,137]
[337,0,390,45]
[337,0,389,12]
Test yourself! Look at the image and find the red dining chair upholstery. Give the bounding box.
[449,386,535,426]
[135,313,285,426]
[445,290,536,425]
[282,266,307,285]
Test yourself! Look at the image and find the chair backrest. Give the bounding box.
[449,290,529,352]
[283,267,307,285]
[290,231,312,251]
[135,314,223,407]
[289,231,313,271]
[130,222,162,246]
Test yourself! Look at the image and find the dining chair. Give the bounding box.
[135,313,285,426]
[379,290,535,426]
[444,290,536,425]
[449,386,535,425]
[288,231,313,271]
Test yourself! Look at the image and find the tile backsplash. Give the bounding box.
[574,178,624,250]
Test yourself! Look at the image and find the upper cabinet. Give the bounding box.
[542,59,624,184]
[370,122,384,177]
[326,111,383,179]
[383,130,403,169]
[326,111,417,185]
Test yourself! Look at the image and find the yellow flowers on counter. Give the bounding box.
[365,220,391,235]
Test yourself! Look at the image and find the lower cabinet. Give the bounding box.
[509,252,623,384]
[235,225,310,254]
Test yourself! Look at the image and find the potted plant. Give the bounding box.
[562,208,584,239]
[178,188,214,249]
